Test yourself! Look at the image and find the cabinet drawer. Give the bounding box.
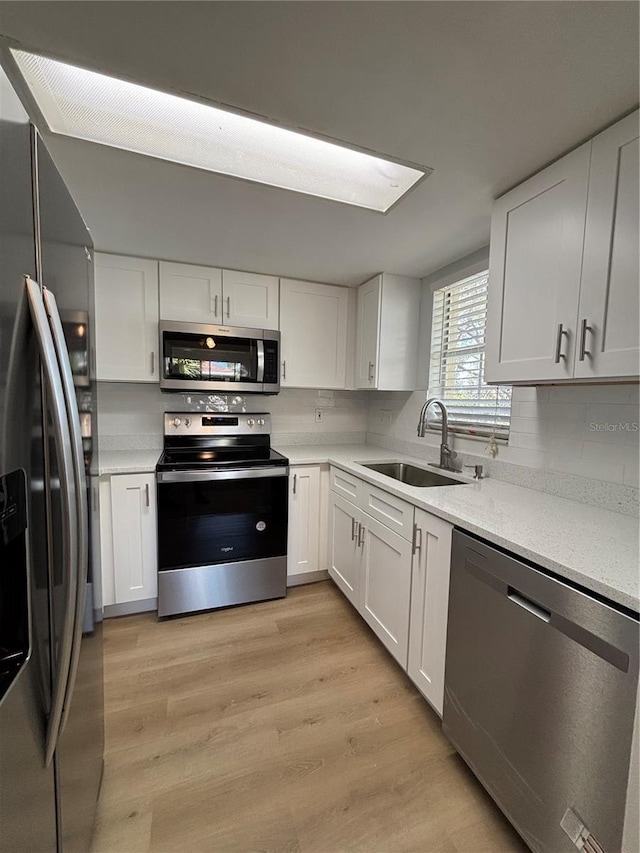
[361,483,414,540]
[329,466,362,503]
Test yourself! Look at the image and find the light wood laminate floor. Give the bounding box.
[91,581,527,853]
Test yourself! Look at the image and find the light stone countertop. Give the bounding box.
[278,443,640,612]
[97,449,161,475]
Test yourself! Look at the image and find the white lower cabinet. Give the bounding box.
[360,514,413,668]
[328,481,414,668]
[328,493,362,607]
[407,509,453,716]
[100,472,158,610]
[287,464,329,583]
[328,467,453,715]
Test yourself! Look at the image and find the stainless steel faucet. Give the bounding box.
[417,398,458,471]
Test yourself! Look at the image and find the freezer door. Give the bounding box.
[36,135,104,853]
[0,70,57,852]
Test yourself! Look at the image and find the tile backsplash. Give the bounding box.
[366,384,639,487]
[97,381,639,512]
[96,383,369,449]
[366,384,639,513]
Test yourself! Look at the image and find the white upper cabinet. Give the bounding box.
[355,276,380,387]
[279,278,349,389]
[159,261,222,323]
[486,110,639,384]
[355,273,422,390]
[159,262,278,330]
[575,111,639,379]
[222,270,279,330]
[94,253,159,382]
[485,144,591,384]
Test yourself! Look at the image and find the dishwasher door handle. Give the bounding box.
[508,589,551,623]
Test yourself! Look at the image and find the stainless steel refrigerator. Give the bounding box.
[0,64,104,852]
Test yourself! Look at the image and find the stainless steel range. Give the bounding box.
[156,413,289,618]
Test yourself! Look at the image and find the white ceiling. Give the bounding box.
[0,2,637,286]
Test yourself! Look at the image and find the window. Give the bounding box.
[428,270,511,438]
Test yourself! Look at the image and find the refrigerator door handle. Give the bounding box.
[43,287,88,740]
[25,277,78,768]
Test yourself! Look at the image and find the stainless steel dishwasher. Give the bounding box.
[443,529,639,853]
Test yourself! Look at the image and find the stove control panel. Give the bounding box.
[164,412,271,436]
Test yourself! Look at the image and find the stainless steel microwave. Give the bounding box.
[159,321,280,394]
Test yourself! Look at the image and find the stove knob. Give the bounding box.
[257,418,265,426]
[247,418,255,427]
[185,418,192,428]
[172,417,182,428]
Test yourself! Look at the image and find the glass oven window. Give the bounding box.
[157,475,288,570]
[162,332,258,383]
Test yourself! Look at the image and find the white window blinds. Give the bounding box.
[428,270,512,438]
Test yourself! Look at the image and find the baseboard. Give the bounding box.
[287,570,330,588]
[104,598,157,618]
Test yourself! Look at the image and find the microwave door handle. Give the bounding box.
[25,277,79,768]
[43,287,88,740]
[257,340,265,384]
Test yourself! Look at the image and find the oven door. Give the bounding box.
[160,321,271,392]
[157,467,288,571]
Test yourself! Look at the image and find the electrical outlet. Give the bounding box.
[315,408,323,423]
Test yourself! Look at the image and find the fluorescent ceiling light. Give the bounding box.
[11,49,431,213]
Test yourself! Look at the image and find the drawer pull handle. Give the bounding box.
[357,522,365,548]
[292,473,297,495]
[351,517,358,541]
[145,483,150,507]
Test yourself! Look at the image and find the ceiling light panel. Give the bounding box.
[11,49,430,213]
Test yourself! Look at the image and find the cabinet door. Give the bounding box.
[159,261,222,323]
[328,493,361,607]
[287,466,321,579]
[575,111,639,379]
[355,276,381,388]
[280,279,349,388]
[110,473,157,604]
[485,144,591,383]
[94,254,159,382]
[407,510,453,716]
[360,513,412,668]
[222,270,279,330]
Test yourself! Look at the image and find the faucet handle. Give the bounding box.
[464,464,484,480]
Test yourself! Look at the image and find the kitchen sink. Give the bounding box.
[362,462,465,487]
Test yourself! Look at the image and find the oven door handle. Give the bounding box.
[157,467,289,483]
